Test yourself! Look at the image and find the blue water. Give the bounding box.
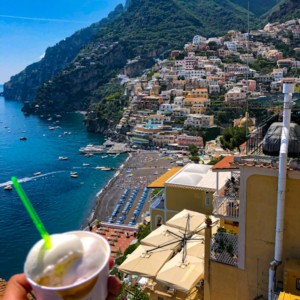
[0,96,126,279]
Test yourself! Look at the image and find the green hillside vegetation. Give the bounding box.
[230,0,279,16]
[3,0,300,130]
[265,0,300,23]
[30,0,254,113]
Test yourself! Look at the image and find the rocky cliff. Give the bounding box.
[3,4,124,102]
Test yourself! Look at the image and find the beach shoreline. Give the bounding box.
[84,150,173,228]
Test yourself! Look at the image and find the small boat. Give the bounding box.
[101,155,108,158]
[101,167,113,171]
[82,163,90,166]
[58,156,68,161]
[70,172,78,178]
[34,172,42,176]
[95,166,105,170]
[20,137,27,141]
[84,153,94,157]
[4,185,12,191]
[79,145,105,154]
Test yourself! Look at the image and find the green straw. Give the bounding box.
[11,176,52,250]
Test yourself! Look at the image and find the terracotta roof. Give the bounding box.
[148,167,182,188]
[92,226,137,258]
[212,156,238,170]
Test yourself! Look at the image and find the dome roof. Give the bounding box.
[240,117,254,127]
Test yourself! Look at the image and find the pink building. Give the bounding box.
[176,134,204,147]
[240,79,257,92]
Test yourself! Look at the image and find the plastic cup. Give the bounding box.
[24,231,110,300]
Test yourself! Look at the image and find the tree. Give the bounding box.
[190,156,200,163]
[220,126,247,152]
[188,144,199,156]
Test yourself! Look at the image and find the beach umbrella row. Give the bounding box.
[129,188,149,226]
[108,188,131,223]
[116,188,139,225]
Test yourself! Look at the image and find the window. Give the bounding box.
[155,215,163,228]
[296,278,300,290]
[205,191,210,206]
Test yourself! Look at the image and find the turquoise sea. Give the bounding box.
[0,92,126,279]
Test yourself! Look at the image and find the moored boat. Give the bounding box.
[4,185,12,191]
[70,172,78,178]
[58,156,68,161]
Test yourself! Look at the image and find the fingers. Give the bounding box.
[107,275,122,300]
[109,257,114,269]
[3,274,32,300]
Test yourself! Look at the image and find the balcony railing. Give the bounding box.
[150,196,164,209]
[213,192,239,221]
[150,189,164,209]
[149,189,164,202]
[210,232,238,267]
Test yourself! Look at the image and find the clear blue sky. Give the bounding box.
[0,0,125,84]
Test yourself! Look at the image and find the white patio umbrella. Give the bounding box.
[156,252,204,294]
[141,224,183,251]
[166,209,218,235]
[118,244,173,278]
[166,209,206,234]
[186,234,205,259]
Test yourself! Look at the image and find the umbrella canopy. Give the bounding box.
[141,224,183,251]
[166,209,207,234]
[156,252,204,294]
[186,234,205,259]
[118,244,173,278]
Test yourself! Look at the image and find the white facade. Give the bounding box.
[225,87,247,102]
[272,69,284,82]
[193,35,207,46]
[184,114,214,128]
[184,69,206,80]
[209,85,221,94]
[174,96,184,107]
[158,103,176,113]
[224,41,237,51]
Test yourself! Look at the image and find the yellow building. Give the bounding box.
[205,156,300,300]
[183,97,210,108]
[185,88,209,99]
[149,164,230,231]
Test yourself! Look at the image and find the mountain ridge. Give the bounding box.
[3,4,125,102]
[3,0,299,116]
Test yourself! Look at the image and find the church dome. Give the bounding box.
[240,117,254,127]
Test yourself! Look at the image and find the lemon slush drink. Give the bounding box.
[24,231,110,300]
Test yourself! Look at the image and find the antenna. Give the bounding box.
[245,0,250,151]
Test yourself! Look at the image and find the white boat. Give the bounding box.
[101,155,108,158]
[34,172,42,176]
[79,145,105,154]
[95,166,105,170]
[70,172,78,178]
[101,167,113,171]
[82,163,90,166]
[58,156,68,161]
[4,185,12,191]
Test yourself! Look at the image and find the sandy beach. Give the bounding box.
[92,150,173,225]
